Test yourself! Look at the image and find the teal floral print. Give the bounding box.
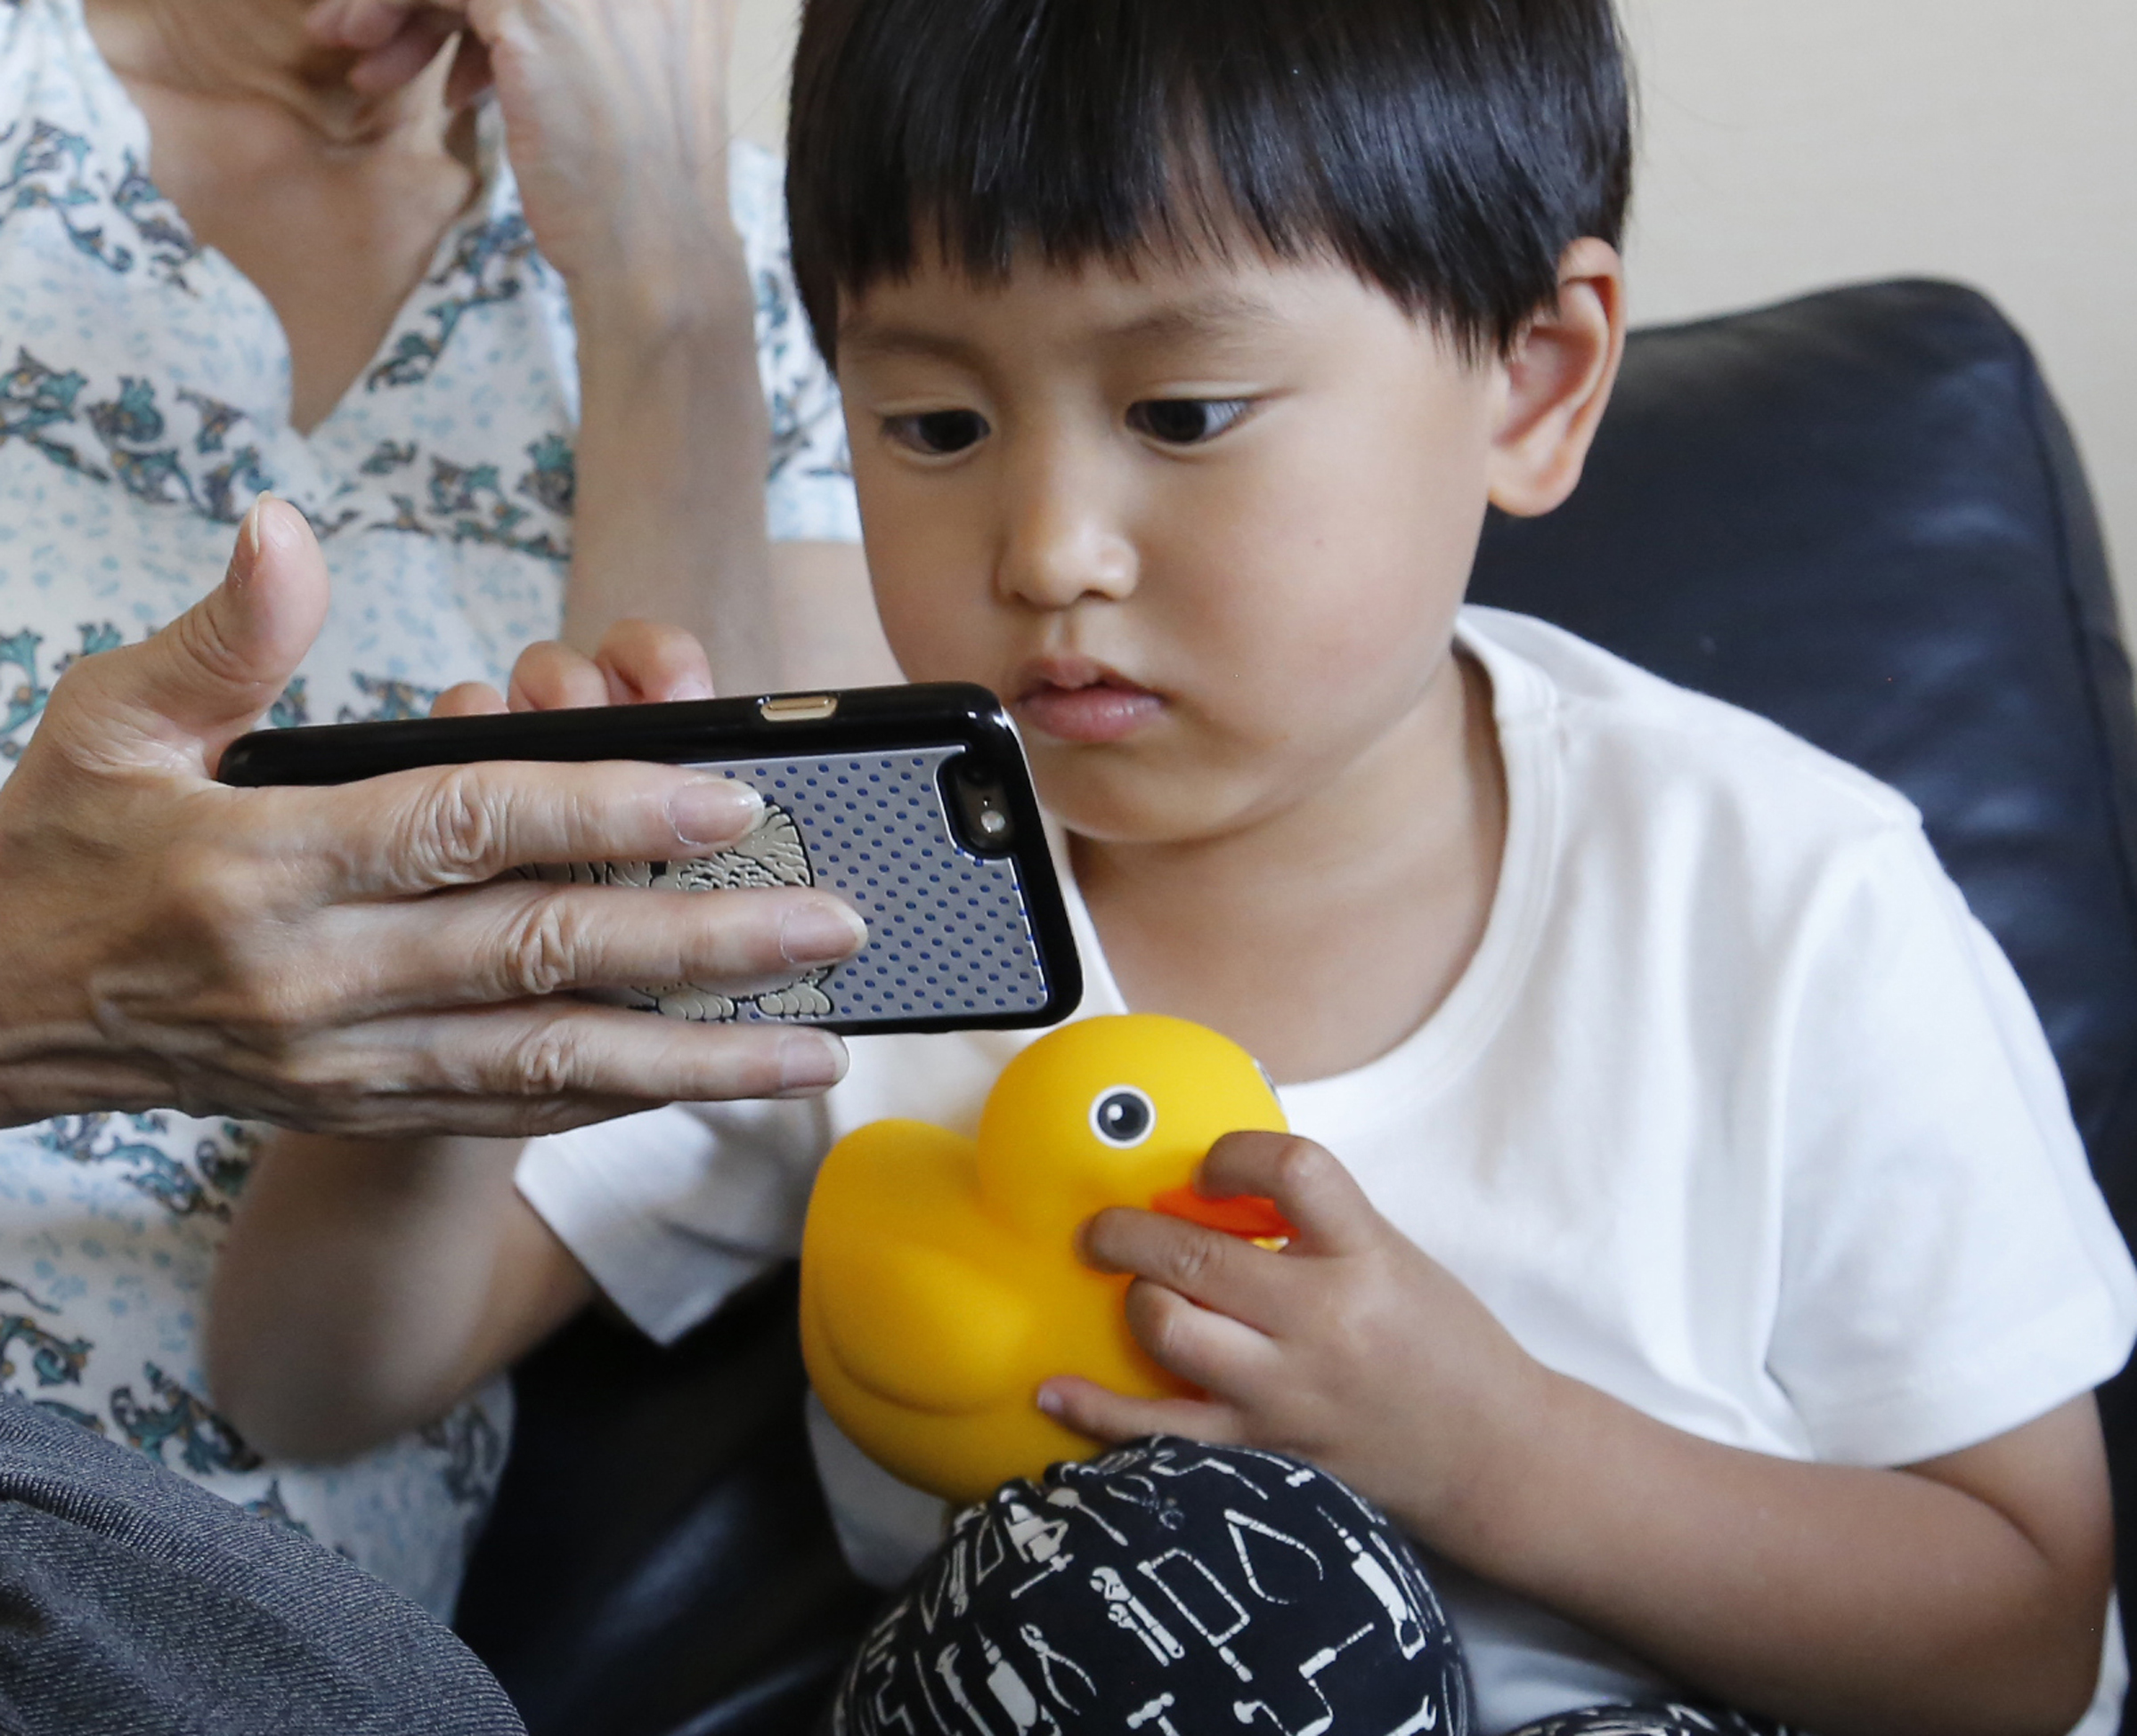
[34,1114,256,1223]
[369,212,540,390]
[4,349,272,518]
[0,1278,92,1391]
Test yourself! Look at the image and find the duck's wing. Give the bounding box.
[813,1240,1035,1412]
[802,1121,1034,1415]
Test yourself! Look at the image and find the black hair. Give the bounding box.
[785,0,1632,367]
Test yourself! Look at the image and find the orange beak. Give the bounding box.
[1149,1185,1296,1245]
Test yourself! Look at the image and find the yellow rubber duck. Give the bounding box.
[799,1014,1290,1505]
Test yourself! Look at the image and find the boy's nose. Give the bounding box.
[995,454,1139,610]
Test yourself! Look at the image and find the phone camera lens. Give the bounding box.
[947,764,1017,856]
[1090,1086,1156,1148]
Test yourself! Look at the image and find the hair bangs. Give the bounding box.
[789,0,1631,366]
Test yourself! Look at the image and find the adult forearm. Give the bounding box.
[1431,1376,2107,1736]
[565,245,776,692]
[305,0,776,681]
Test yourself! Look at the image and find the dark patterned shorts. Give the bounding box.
[1516,1710,1789,1736]
[831,1437,1792,1736]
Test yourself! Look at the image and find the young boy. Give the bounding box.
[207,0,2137,1729]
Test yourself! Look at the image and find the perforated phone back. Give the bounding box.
[522,745,1055,1028]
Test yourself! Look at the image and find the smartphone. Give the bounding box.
[217,683,1083,1036]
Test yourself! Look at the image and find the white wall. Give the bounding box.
[1619,0,2136,630]
[728,0,2137,628]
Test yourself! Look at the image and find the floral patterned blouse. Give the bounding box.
[0,0,859,1618]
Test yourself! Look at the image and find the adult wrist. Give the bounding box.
[565,218,754,355]
[0,880,112,1123]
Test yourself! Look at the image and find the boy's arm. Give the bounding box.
[207,1132,596,1462]
[770,541,906,690]
[1044,1132,2113,1736]
[1485,1374,2109,1736]
[207,621,815,1464]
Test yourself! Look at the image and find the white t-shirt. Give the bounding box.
[0,0,856,1618]
[520,607,2137,1731]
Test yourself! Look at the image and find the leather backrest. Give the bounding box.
[453,1270,877,1736]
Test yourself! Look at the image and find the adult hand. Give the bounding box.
[305,0,741,319]
[0,499,860,1136]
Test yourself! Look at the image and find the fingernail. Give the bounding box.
[668,777,761,847]
[776,1031,846,1095]
[780,900,866,966]
[241,495,267,565]
[226,494,270,591]
[1036,1386,1064,1417]
[254,495,304,553]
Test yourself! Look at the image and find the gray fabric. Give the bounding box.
[0,1395,524,1736]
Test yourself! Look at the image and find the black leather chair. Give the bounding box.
[455,279,2137,1734]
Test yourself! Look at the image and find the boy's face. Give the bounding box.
[836,246,1513,847]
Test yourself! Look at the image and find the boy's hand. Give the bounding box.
[1039,1131,1549,1542]
[433,619,717,718]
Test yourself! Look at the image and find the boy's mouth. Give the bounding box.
[1013,658,1164,744]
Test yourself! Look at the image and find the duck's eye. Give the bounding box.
[1090,1086,1156,1148]
[883,409,989,456]
[1125,398,1252,446]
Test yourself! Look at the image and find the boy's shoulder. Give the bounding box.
[1460,604,1922,852]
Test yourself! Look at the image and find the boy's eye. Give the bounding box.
[1126,398,1253,446]
[883,410,989,456]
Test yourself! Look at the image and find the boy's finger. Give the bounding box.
[1198,1132,1382,1255]
[432,680,508,718]
[1035,1376,1243,1449]
[507,641,610,712]
[594,619,717,705]
[1121,1278,1280,1393]
[1080,1207,1292,1331]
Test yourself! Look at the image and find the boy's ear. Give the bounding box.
[1485,239,1627,518]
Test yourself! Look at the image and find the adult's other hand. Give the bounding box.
[305,0,739,324]
[305,0,783,685]
[0,499,861,1136]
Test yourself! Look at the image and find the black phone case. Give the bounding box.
[217,683,1083,1035]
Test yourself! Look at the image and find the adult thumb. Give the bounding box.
[69,497,330,771]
